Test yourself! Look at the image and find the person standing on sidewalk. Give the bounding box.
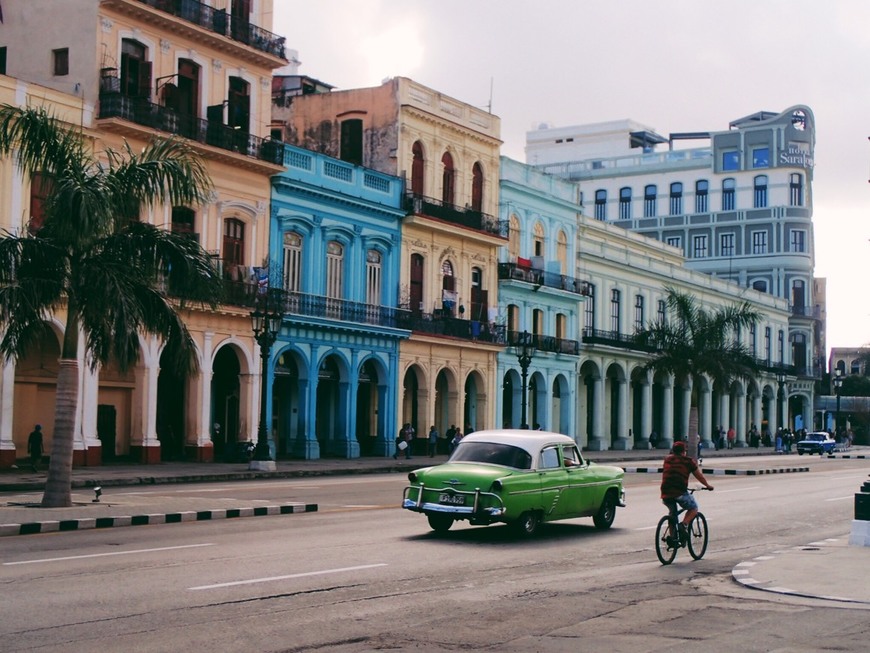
[427,425,439,457]
[27,424,44,472]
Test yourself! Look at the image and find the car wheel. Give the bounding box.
[427,513,454,533]
[798,451,803,455]
[512,511,540,537]
[593,491,617,530]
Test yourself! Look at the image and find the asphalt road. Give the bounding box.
[1,457,868,652]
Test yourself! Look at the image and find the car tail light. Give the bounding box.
[408,472,417,483]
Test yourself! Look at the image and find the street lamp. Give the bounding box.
[833,368,844,438]
[775,369,787,431]
[515,330,536,429]
[250,298,282,468]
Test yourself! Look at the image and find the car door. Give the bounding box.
[558,444,596,517]
[537,445,570,519]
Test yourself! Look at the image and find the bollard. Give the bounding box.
[849,476,870,546]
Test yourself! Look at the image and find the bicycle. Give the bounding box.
[655,487,710,565]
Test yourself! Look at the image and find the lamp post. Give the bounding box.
[515,330,536,429]
[250,299,282,470]
[775,369,786,431]
[833,369,844,438]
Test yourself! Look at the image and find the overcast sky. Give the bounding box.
[274,0,870,356]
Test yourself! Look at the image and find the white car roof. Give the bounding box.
[459,430,578,457]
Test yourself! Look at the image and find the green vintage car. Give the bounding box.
[402,430,625,536]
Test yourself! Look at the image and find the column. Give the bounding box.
[736,387,747,447]
[587,375,606,450]
[612,377,630,450]
[80,365,101,466]
[0,359,17,466]
[700,383,713,449]
[661,378,674,448]
[640,374,652,449]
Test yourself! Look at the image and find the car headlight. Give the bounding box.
[491,479,503,492]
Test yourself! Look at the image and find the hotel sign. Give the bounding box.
[780,142,813,169]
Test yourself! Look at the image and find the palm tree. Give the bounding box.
[0,105,223,507]
[637,286,761,450]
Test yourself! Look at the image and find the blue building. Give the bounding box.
[497,157,588,434]
[269,146,408,459]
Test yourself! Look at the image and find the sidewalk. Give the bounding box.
[2,445,868,607]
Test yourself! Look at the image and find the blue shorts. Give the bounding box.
[663,492,698,513]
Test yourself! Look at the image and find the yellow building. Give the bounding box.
[274,77,506,443]
[0,0,287,465]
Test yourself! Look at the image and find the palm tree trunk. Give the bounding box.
[41,308,81,508]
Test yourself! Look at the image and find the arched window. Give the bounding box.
[556,230,568,274]
[409,253,424,315]
[366,249,382,306]
[411,141,424,196]
[722,178,736,211]
[594,189,607,220]
[282,231,302,292]
[533,222,545,257]
[695,179,709,213]
[508,214,520,260]
[669,182,683,216]
[790,173,804,206]
[644,184,657,217]
[619,187,632,220]
[754,175,768,208]
[222,218,245,276]
[441,259,456,315]
[441,151,455,206]
[471,162,484,212]
[326,240,344,299]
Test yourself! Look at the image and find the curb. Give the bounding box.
[0,502,318,537]
[623,467,810,475]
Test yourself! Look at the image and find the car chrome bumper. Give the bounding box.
[402,486,506,518]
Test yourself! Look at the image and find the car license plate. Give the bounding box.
[439,493,465,505]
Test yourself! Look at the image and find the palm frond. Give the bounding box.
[0,104,87,178]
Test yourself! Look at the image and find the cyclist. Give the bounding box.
[660,440,713,545]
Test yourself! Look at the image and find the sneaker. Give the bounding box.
[678,523,689,545]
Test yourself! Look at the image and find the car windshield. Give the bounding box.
[449,442,533,469]
[806,434,825,442]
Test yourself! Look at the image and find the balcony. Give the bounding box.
[219,282,411,331]
[403,192,508,240]
[107,0,286,64]
[98,92,284,170]
[404,312,506,344]
[789,304,821,319]
[506,330,580,355]
[582,328,656,353]
[498,263,591,296]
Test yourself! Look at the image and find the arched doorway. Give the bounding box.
[210,345,241,462]
[272,351,299,457]
[356,359,379,456]
[315,355,342,456]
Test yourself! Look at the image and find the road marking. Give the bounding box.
[634,526,657,531]
[3,543,215,566]
[188,563,388,591]
[824,496,855,502]
[713,486,760,494]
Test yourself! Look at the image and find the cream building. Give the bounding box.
[0,0,287,465]
[575,214,801,449]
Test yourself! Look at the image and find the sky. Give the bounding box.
[273,0,870,355]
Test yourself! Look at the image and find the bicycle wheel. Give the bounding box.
[687,513,708,560]
[655,515,678,565]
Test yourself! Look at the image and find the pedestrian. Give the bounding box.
[427,425,439,457]
[450,427,463,454]
[393,423,407,460]
[726,426,735,449]
[650,430,659,449]
[28,424,44,473]
[404,423,414,459]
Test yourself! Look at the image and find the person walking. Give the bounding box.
[726,426,735,449]
[404,423,414,459]
[27,424,44,473]
[427,425,439,457]
[393,424,407,460]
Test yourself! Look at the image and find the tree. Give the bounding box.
[0,105,223,507]
[637,286,761,448]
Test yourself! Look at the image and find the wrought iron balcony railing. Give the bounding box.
[219,282,411,330]
[403,312,506,344]
[137,0,286,59]
[582,328,656,352]
[98,93,284,164]
[498,263,591,296]
[404,192,508,239]
[506,330,580,355]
